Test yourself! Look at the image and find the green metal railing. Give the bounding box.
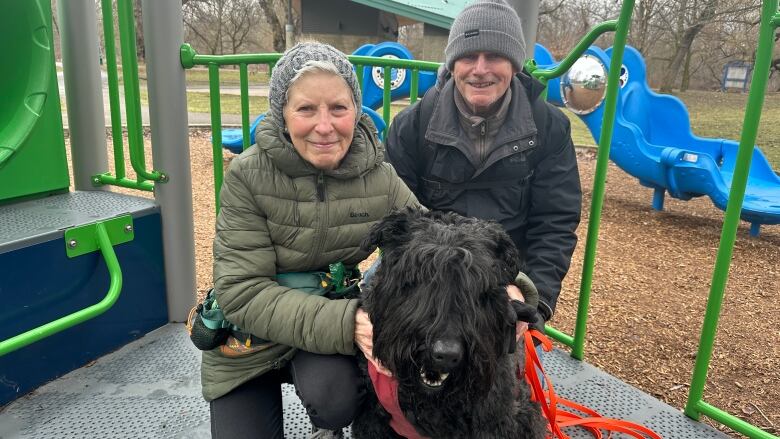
[683,3,780,438]
[0,216,132,357]
[92,0,165,191]
[179,44,439,213]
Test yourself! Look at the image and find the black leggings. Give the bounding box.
[210,351,365,439]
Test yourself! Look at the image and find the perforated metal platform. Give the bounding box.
[0,191,157,254]
[0,324,730,438]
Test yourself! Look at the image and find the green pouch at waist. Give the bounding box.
[276,262,361,299]
[275,272,329,296]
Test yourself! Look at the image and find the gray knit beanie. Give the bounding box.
[268,41,362,126]
[445,0,526,71]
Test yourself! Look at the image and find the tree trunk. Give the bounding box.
[134,0,145,61]
[680,47,692,91]
[258,0,285,52]
[659,23,703,92]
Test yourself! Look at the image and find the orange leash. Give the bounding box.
[523,330,663,439]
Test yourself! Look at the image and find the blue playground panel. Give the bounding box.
[0,192,169,406]
[355,42,436,111]
[221,105,387,155]
[537,44,780,236]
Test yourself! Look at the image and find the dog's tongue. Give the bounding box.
[367,362,430,439]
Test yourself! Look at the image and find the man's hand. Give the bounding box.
[506,284,528,342]
[354,308,393,376]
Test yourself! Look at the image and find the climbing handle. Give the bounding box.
[0,222,124,357]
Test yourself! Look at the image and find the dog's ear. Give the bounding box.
[486,222,521,281]
[360,208,416,252]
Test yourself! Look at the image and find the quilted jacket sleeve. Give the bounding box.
[212,156,359,356]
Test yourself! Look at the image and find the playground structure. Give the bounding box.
[0,0,779,438]
[535,44,780,237]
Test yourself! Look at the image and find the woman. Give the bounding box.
[202,42,417,438]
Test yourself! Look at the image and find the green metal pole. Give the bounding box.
[0,223,122,357]
[531,21,618,82]
[571,0,635,360]
[209,63,224,214]
[94,174,154,192]
[409,69,419,104]
[355,64,364,93]
[100,0,126,180]
[239,63,251,152]
[694,401,778,439]
[117,0,162,182]
[544,325,575,347]
[685,0,779,427]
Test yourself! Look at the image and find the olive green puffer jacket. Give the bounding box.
[201,114,418,401]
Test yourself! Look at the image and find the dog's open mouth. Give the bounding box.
[420,367,450,388]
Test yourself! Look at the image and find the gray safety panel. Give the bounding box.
[0,325,732,438]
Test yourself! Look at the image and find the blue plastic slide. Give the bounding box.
[539,44,780,236]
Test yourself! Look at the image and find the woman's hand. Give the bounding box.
[354,308,393,376]
[507,284,529,342]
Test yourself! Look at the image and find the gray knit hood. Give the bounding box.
[268,41,363,126]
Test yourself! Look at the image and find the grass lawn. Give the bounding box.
[105,64,270,88]
[185,68,270,87]
[139,89,269,117]
[183,91,270,116]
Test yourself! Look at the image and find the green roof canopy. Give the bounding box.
[350,0,470,29]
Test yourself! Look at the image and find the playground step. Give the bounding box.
[0,191,157,253]
[0,324,732,438]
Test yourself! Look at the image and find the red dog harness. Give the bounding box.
[366,333,662,439]
[367,361,429,439]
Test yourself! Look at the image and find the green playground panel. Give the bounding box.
[0,0,69,203]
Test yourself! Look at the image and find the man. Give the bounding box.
[385,0,582,328]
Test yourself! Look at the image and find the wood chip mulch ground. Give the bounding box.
[87,131,778,437]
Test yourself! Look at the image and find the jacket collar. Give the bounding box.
[255,113,383,179]
[425,71,539,149]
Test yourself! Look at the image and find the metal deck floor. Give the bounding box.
[0,324,730,438]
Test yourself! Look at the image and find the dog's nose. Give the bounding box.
[431,339,463,369]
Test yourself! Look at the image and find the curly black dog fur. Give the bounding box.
[352,208,547,439]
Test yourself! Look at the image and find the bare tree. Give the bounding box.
[658,0,761,92]
[183,0,260,55]
[257,0,299,53]
[258,0,285,52]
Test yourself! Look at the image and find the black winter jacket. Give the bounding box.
[385,72,582,319]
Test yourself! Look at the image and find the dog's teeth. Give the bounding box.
[420,371,449,387]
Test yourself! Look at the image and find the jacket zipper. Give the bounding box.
[309,173,327,268]
[479,122,487,163]
[316,173,325,202]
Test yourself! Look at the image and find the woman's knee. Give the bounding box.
[302,384,364,429]
[291,352,365,429]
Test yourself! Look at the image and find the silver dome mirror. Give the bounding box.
[561,55,608,115]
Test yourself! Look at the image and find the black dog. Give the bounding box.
[352,208,547,439]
